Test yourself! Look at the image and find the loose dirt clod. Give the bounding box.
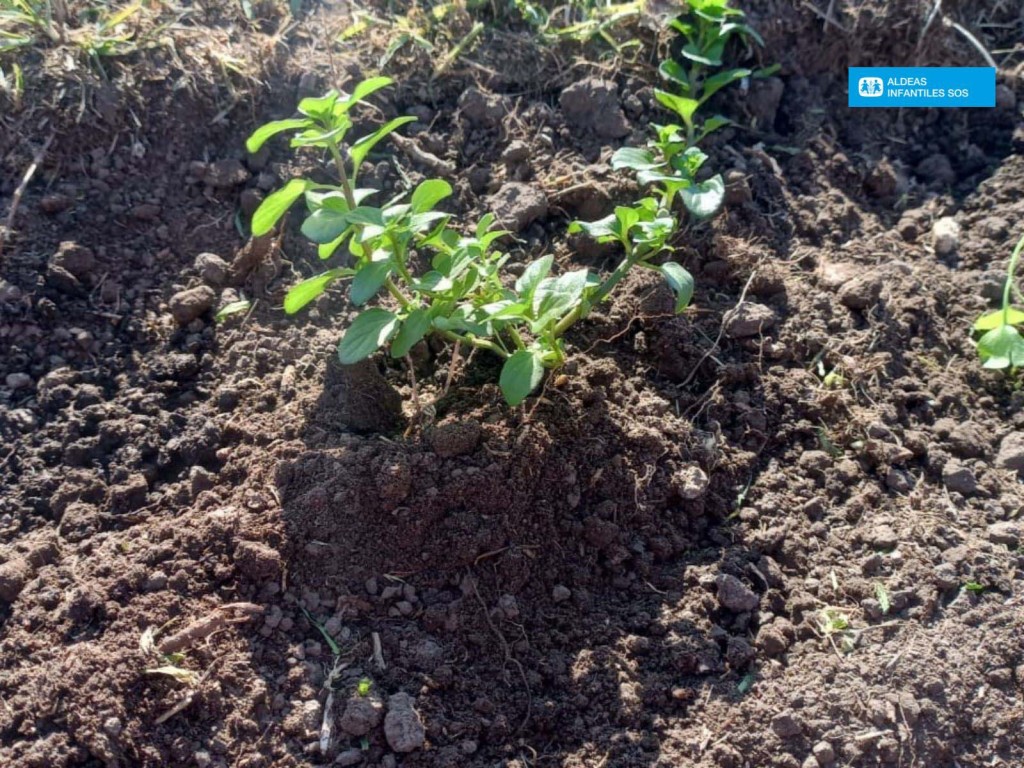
[384,692,426,753]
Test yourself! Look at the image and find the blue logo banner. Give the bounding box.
[848,67,995,108]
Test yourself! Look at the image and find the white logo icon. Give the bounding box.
[858,77,884,97]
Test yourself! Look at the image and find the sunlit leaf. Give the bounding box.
[338,308,399,364]
[500,348,545,406]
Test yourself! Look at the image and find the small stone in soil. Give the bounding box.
[995,432,1024,475]
[428,420,481,458]
[552,585,571,602]
[50,241,96,278]
[384,692,425,753]
[987,521,1021,548]
[40,194,74,214]
[195,252,229,286]
[867,524,898,550]
[335,749,363,766]
[458,87,508,127]
[169,285,216,325]
[674,463,708,500]
[942,460,977,495]
[812,741,836,766]
[559,77,630,139]
[723,302,775,338]
[5,372,32,390]
[205,159,250,188]
[837,273,882,310]
[770,712,803,738]
[233,540,282,580]
[339,696,383,736]
[932,217,960,256]
[715,574,759,613]
[487,182,548,232]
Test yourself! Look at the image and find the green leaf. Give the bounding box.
[568,214,617,241]
[977,324,1024,369]
[413,271,453,293]
[658,59,691,92]
[301,208,353,243]
[410,211,448,233]
[515,254,554,300]
[297,91,340,119]
[668,19,695,37]
[338,308,399,364]
[215,300,252,322]
[533,268,589,327]
[655,89,700,127]
[684,40,724,66]
[246,118,312,153]
[290,122,351,148]
[611,147,663,173]
[700,68,751,103]
[345,207,386,227]
[349,116,417,178]
[721,21,765,47]
[974,308,1024,331]
[350,260,392,306]
[698,115,731,141]
[614,205,641,237]
[500,348,545,406]
[390,308,431,358]
[681,175,725,218]
[284,268,354,314]
[483,301,529,320]
[339,76,394,112]
[410,179,453,213]
[678,146,709,177]
[660,262,695,312]
[252,178,310,236]
[319,232,349,259]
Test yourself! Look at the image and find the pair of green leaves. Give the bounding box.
[974,308,1024,369]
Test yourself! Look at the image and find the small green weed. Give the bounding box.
[973,232,1024,369]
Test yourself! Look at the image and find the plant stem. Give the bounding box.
[1002,233,1024,326]
[327,142,356,208]
[385,277,412,309]
[553,254,638,338]
[507,325,527,351]
[439,329,509,358]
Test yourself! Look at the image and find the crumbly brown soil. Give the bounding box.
[2,1,1024,767]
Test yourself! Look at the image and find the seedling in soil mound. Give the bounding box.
[973,232,1024,370]
[249,78,694,407]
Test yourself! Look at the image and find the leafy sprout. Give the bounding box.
[973,232,1024,370]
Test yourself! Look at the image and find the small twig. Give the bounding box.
[443,340,461,396]
[157,603,263,655]
[406,354,421,422]
[943,17,998,68]
[469,575,532,734]
[678,269,758,389]
[0,132,55,261]
[370,631,386,671]
[154,692,195,724]
[390,133,456,178]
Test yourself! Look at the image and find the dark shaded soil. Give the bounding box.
[2,1,1024,767]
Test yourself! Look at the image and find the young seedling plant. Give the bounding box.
[610,0,773,222]
[248,78,695,407]
[973,232,1024,369]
